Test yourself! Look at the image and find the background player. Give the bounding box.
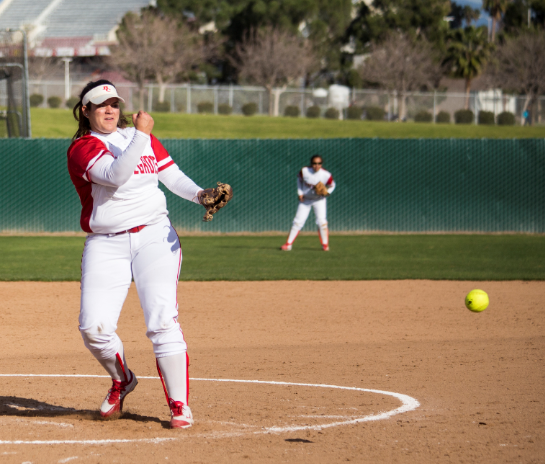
[281,155,336,251]
[67,79,226,429]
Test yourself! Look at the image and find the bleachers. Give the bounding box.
[0,0,53,30]
[0,0,153,39]
[44,0,153,38]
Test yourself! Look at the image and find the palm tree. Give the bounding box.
[483,0,510,42]
[442,26,494,109]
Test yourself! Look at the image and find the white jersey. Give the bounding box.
[67,127,201,234]
[297,166,336,200]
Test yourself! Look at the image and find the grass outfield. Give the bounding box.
[30,108,545,139]
[0,234,543,281]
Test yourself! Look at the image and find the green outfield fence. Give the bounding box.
[0,138,543,233]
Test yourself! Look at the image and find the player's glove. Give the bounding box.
[314,181,329,197]
[199,182,233,222]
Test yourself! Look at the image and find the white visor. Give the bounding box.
[82,84,125,106]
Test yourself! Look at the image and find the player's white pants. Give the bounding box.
[287,197,328,245]
[79,216,186,361]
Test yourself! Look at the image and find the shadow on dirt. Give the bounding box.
[0,396,166,426]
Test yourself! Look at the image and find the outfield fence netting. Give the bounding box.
[0,138,543,233]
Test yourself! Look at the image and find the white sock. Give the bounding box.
[97,343,128,381]
[286,227,300,245]
[318,224,328,246]
[157,352,189,405]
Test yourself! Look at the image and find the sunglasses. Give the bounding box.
[312,162,322,165]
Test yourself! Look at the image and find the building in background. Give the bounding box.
[0,0,154,58]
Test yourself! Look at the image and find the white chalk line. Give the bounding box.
[0,374,420,445]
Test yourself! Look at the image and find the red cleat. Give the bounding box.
[100,370,138,418]
[169,399,194,429]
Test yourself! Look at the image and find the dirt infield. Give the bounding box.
[0,280,543,463]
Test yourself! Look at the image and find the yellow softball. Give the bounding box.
[465,289,489,312]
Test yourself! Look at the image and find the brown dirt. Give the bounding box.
[0,280,543,463]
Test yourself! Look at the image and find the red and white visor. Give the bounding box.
[82,84,125,106]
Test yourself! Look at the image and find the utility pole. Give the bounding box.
[61,57,72,100]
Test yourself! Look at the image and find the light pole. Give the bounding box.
[61,57,72,100]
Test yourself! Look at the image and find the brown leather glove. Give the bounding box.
[314,181,329,197]
[199,182,233,222]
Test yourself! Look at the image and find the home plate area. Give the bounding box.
[0,375,417,443]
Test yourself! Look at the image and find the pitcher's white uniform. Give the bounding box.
[68,127,201,414]
[283,166,336,249]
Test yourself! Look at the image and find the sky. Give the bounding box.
[455,0,491,27]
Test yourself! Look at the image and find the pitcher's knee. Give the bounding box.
[147,320,187,357]
[79,326,118,360]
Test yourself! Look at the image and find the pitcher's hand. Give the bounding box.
[133,111,154,135]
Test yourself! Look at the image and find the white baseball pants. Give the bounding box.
[287,197,328,245]
[79,216,186,361]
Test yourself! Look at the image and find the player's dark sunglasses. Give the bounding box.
[312,162,322,165]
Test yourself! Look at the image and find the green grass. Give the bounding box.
[30,108,545,139]
[1,235,543,281]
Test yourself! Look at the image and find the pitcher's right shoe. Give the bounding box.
[280,243,292,251]
[100,370,138,418]
[169,400,194,429]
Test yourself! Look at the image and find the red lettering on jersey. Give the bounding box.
[135,155,158,174]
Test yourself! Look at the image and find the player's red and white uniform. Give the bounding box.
[285,166,336,248]
[67,127,201,410]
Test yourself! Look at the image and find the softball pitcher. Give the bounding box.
[281,155,336,251]
[67,80,231,429]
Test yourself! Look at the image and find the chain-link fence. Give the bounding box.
[0,29,31,138]
[26,80,545,126]
[0,138,543,233]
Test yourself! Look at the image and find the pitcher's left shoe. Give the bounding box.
[322,245,330,251]
[100,370,138,418]
[169,399,194,429]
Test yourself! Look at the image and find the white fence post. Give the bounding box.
[433,91,436,124]
[147,85,153,112]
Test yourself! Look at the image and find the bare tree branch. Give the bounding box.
[109,11,209,110]
[231,27,318,116]
[28,56,59,82]
[485,30,545,123]
[358,33,442,119]
[486,30,545,97]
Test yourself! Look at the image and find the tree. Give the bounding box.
[483,0,510,41]
[156,0,233,30]
[28,56,59,82]
[358,33,442,119]
[157,0,353,80]
[486,30,545,123]
[223,0,316,45]
[503,0,545,35]
[449,2,481,29]
[110,11,206,110]
[345,0,451,53]
[304,0,353,73]
[231,27,317,116]
[442,26,494,108]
